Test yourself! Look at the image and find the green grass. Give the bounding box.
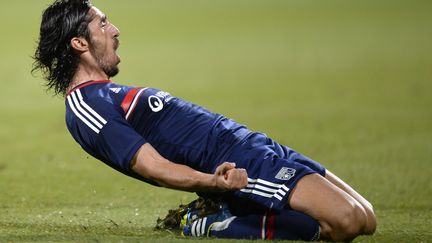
[0,0,431,242]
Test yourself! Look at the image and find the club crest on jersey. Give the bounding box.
[275,167,296,181]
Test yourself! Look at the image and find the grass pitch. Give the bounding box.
[0,0,431,242]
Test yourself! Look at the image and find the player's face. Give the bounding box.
[87,7,121,78]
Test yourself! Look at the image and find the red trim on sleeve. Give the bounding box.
[121,88,140,114]
[266,212,276,240]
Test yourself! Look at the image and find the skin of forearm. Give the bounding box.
[140,158,219,192]
[131,144,221,192]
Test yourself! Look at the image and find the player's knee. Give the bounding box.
[332,203,368,241]
[363,204,377,235]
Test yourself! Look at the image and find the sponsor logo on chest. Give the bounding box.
[148,91,173,112]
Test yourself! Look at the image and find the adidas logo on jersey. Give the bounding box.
[109,87,122,93]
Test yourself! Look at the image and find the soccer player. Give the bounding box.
[33,0,376,241]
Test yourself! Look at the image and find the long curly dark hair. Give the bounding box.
[33,0,93,96]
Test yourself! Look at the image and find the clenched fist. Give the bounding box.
[214,162,248,191]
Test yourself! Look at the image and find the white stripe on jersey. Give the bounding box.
[67,95,100,134]
[67,89,107,134]
[71,92,103,129]
[125,88,147,120]
[76,89,107,125]
[240,177,290,201]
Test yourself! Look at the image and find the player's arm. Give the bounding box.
[130,143,248,192]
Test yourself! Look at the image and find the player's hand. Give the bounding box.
[214,162,248,191]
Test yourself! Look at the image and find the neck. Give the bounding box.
[67,62,109,94]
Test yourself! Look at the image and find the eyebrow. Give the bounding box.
[100,15,107,22]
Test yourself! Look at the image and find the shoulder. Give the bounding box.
[65,81,129,134]
[66,81,140,114]
[65,92,109,135]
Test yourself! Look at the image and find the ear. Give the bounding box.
[70,37,89,52]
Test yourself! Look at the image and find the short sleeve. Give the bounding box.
[95,115,147,172]
[66,94,146,174]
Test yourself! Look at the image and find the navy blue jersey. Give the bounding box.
[65,80,249,181]
[65,80,325,211]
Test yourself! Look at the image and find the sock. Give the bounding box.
[210,209,320,241]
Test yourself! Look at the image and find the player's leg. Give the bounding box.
[289,173,371,241]
[324,170,376,235]
[181,172,374,241]
[209,210,320,240]
[181,200,320,240]
[221,134,373,241]
[178,195,320,240]
[287,149,376,237]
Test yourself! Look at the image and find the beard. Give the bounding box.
[89,38,120,78]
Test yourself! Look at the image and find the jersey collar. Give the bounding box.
[66,80,112,97]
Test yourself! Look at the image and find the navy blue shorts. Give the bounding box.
[221,132,326,213]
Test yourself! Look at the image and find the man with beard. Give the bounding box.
[33,0,376,241]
